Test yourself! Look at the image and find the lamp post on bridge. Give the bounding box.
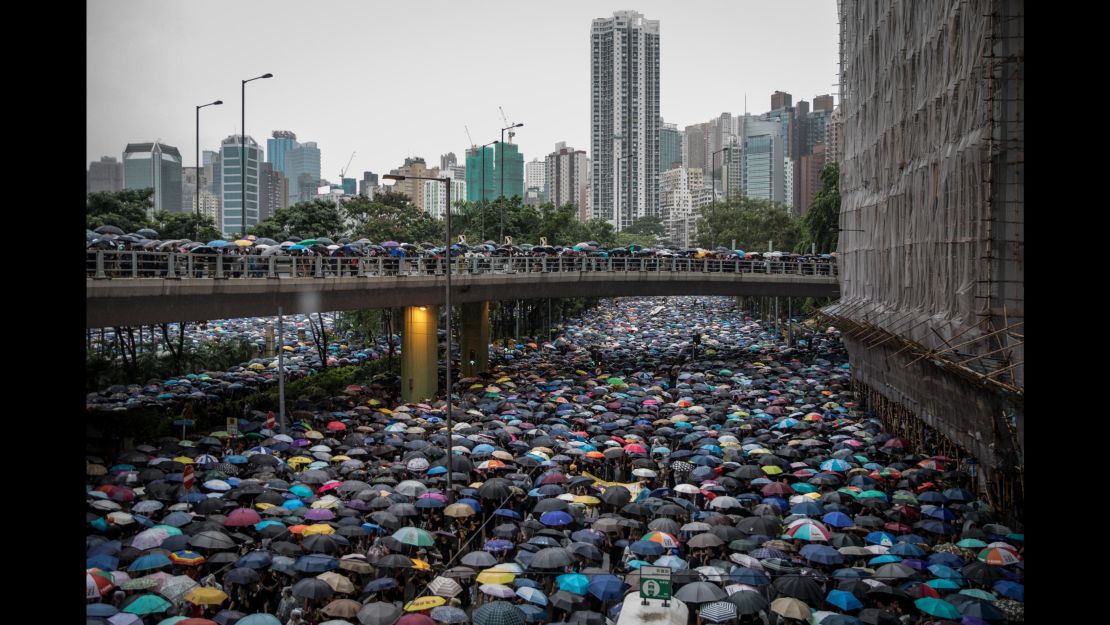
[240,73,273,238]
[195,100,223,239]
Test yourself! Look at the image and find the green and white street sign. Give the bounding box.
[639,565,672,600]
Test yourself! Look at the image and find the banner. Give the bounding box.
[581,471,646,502]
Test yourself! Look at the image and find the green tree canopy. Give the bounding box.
[343,193,444,244]
[150,210,221,242]
[799,162,841,254]
[694,196,801,252]
[247,199,344,240]
[623,215,665,237]
[87,188,154,233]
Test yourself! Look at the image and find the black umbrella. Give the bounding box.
[189,531,236,550]
[727,590,769,615]
[598,486,631,507]
[292,577,334,600]
[224,567,261,585]
[529,547,574,569]
[95,225,125,235]
[358,602,402,625]
[550,590,586,612]
[771,574,825,607]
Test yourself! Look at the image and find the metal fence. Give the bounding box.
[87,251,839,281]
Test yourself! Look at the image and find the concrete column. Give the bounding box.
[265,322,275,356]
[459,301,490,378]
[402,305,439,403]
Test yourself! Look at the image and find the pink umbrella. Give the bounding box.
[304,508,336,521]
[419,492,447,502]
[224,508,262,527]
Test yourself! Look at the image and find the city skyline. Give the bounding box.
[86,1,838,189]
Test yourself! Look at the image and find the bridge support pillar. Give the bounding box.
[265,322,275,356]
[402,305,439,403]
[459,301,490,377]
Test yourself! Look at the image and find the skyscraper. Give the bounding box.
[525,158,546,196]
[267,130,297,174]
[740,116,785,204]
[218,135,263,237]
[389,157,436,212]
[259,162,288,221]
[88,156,124,193]
[590,10,660,231]
[285,141,321,205]
[659,122,683,173]
[544,142,590,212]
[440,152,457,171]
[123,142,184,216]
[360,171,378,197]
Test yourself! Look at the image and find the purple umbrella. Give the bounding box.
[381,241,401,248]
[304,508,336,521]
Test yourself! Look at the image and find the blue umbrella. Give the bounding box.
[207,240,233,247]
[822,511,854,528]
[791,501,825,516]
[236,551,273,569]
[540,511,574,526]
[993,580,1024,601]
[927,564,964,580]
[87,554,119,571]
[557,573,590,595]
[587,575,628,601]
[493,508,522,520]
[128,553,172,572]
[629,540,665,556]
[730,567,770,585]
[800,544,844,566]
[484,539,514,553]
[237,615,282,625]
[889,543,924,557]
[364,577,398,592]
[865,531,895,546]
[517,604,547,623]
[88,604,119,617]
[926,552,964,568]
[826,589,863,611]
[293,554,338,573]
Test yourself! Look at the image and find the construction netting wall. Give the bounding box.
[829,0,1023,518]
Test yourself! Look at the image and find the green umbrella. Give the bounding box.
[157,618,188,625]
[392,527,435,547]
[914,598,960,619]
[607,377,625,386]
[123,594,173,615]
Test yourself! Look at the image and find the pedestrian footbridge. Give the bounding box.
[86,252,839,328]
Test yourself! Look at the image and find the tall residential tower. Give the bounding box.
[590,10,660,231]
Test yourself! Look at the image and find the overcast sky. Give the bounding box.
[87,0,838,180]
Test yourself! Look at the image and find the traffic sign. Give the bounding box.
[183,465,195,491]
[226,417,239,438]
[266,411,275,430]
[640,565,672,600]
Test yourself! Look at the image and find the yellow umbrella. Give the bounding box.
[762,465,783,475]
[475,570,515,585]
[283,345,295,352]
[173,456,196,464]
[304,431,324,440]
[445,503,474,518]
[404,596,447,612]
[331,455,351,462]
[185,587,229,606]
[234,239,254,247]
[288,456,312,467]
[573,495,601,506]
[302,524,336,536]
[256,503,275,510]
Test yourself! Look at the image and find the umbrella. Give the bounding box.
[675,582,727,604]
[293,578,334,601]
[826,589,863,611]
[429,607,468,624]
[699,601,738,623]
[185,587,229,606]
[772,575,824,607]
[472,601,526,625]
[122,594,173,615]
[587,575,628,601]
[913,598,960,619]
[358,602,402,625]
[770,597,810,621]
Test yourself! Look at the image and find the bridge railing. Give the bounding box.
[86,251,838,280]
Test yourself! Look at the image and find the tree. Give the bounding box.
[343,194,444,243]
[248,199,344,240]
[87,188,155,233]
[694,196,801,251]
[150,210,221,241]
[623,215,665,237]
[799,162,841,254]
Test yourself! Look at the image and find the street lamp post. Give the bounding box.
[241,73,273,238]
[383,173,454,503]
[195,100,223,240]
[499,123,523,242]
[478,140,499,242]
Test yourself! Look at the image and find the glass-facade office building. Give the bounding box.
[123,142,183,216]
[219,135,263,237]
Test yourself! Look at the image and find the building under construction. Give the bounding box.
[824,1,1023,520]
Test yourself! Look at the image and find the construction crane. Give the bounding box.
[499,106,517,143]
[465,125,476,150]
[339,151,356,182]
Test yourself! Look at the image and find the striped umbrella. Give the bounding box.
[170,550,206,566]
[393,527,435,547]
[427,576,463,598]
[642,531,681,549]
[472,601,526,625]
[784,520,831,542]
[700,601,738,623]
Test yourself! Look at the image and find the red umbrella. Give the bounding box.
[623,444,647,454]
[884,522,912,533]
[327,421,347,431]
[317,480,342,493]
[223,508,262,527]
[178,620,219,625]
[905,582,940,599]
[883,438,909,449]
[397,614,435,625]
[761,482,795,497]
